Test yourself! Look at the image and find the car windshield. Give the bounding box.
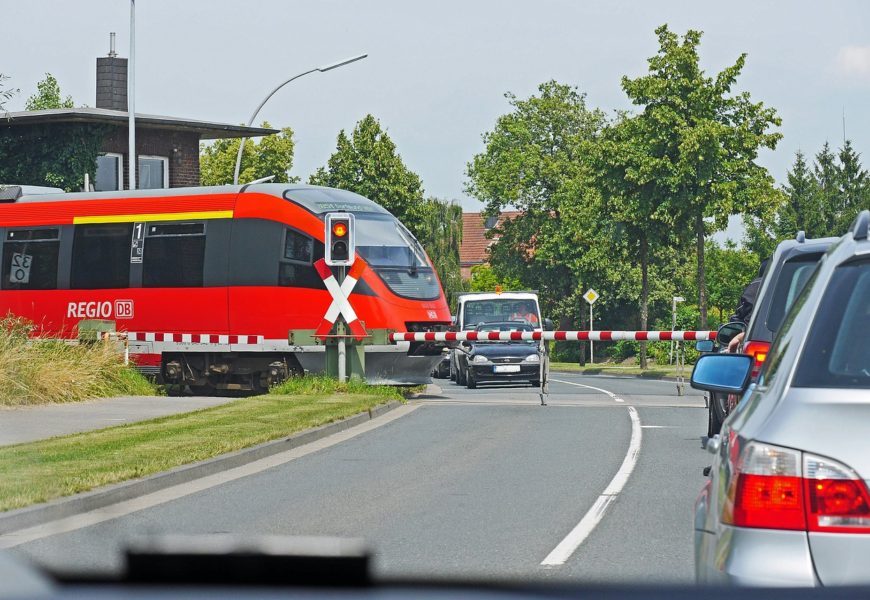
[793,260,870,389]
[476,322,534,332]
[462,299,539,329]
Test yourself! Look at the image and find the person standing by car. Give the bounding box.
[727,258,769,352]
[510,301,539,326]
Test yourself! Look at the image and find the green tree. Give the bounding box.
[617,25,782,329]
[465,81,606,329]
[0,123,107,190]
[704,240,760,321]
[590,113,680,367]
[1,73,18,114]
[200,122,298,185]
[835,140,869,232]
[310,115,425,233]
[415,198,465,303]
[468,264,522,292]
[25,73,74,110]
[774,150,822,238]
[814,142,839,234]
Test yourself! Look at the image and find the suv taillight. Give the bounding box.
[805,454,870,533]
[724,442,806,530]
[722,441,870,533]
[743,340,770,379]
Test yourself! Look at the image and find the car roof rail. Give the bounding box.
[851,210,869,241]
[795,230,806,243]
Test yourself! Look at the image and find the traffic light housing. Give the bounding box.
[325,212,355,266]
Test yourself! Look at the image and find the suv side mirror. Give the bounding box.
[695,340,714,353]
[690,353,753,394]
[716,322,746,348]
[543,318,554,331]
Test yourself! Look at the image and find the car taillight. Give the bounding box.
[724,441,806,530]
[722,441,870,534]
[743,340,770,379]
[804,454,870,533]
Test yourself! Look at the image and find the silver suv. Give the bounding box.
[691,210,870,586]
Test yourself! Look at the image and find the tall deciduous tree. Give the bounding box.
[618,25,781,329]
[465,81,606,327]
[200,123,298,185]
[25,73,74,110]
[310,114,425,232]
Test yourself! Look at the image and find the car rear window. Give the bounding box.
[793,260,870,389]
[765,253,823,334]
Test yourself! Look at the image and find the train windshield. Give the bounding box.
[354,213,429,268]
[353,213,440,300]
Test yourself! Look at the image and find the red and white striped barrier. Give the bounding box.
[389,330,717,343]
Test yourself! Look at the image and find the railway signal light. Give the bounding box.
[325,212,355,266]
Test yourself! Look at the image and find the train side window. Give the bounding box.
[143,222,205,288]
[2,228,60,290]
[279,228,323,288]
[71,224,133,289]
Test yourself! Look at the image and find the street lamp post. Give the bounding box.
[233,53,367,185]
[669,296,685,364]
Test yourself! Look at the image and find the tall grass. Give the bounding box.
[0,315,158,406]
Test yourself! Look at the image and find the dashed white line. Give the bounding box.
[541,405,642,567]
[549,378,625,402]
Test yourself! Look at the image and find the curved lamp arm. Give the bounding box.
[233,54,367,185]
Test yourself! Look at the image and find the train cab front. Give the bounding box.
[279,186,451,384]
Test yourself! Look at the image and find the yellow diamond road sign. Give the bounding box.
[583,289,599,304]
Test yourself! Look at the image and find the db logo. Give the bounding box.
[115,300,134,319]
[66,300,134,319]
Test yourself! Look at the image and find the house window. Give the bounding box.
[139,155,169,189]
[484,216,498,229]
[2,228,60,290]
[94,153,123,191]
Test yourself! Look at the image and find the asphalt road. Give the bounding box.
[9,373,710,584]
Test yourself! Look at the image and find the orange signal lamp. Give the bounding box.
[332,222,348,237]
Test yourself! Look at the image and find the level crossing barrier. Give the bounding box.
[389,329,716,402]
[388,330,717,343]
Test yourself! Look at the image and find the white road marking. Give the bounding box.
[549,378,625,402]
[0,404,419,549]
[640,425,677,429]
[541,405,642,567]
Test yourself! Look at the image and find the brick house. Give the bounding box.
[459,211,521,279]
[1,48,275,190]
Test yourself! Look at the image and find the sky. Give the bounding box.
[3,0,869,240]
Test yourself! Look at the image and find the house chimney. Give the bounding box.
[96,32,128,111]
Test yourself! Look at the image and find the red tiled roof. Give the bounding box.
[460,211,521,266]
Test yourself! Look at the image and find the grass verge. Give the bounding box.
[0,381,403,512]
[0,315,159,406]
[549,361,693,378]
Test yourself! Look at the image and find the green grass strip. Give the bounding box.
[0,389,401,513]
[549,362,693,378]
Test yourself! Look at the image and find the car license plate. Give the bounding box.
[494,365,521,373]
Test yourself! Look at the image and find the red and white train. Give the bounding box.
[0,183,451,390]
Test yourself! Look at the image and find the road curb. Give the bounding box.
[0,400,404,536]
